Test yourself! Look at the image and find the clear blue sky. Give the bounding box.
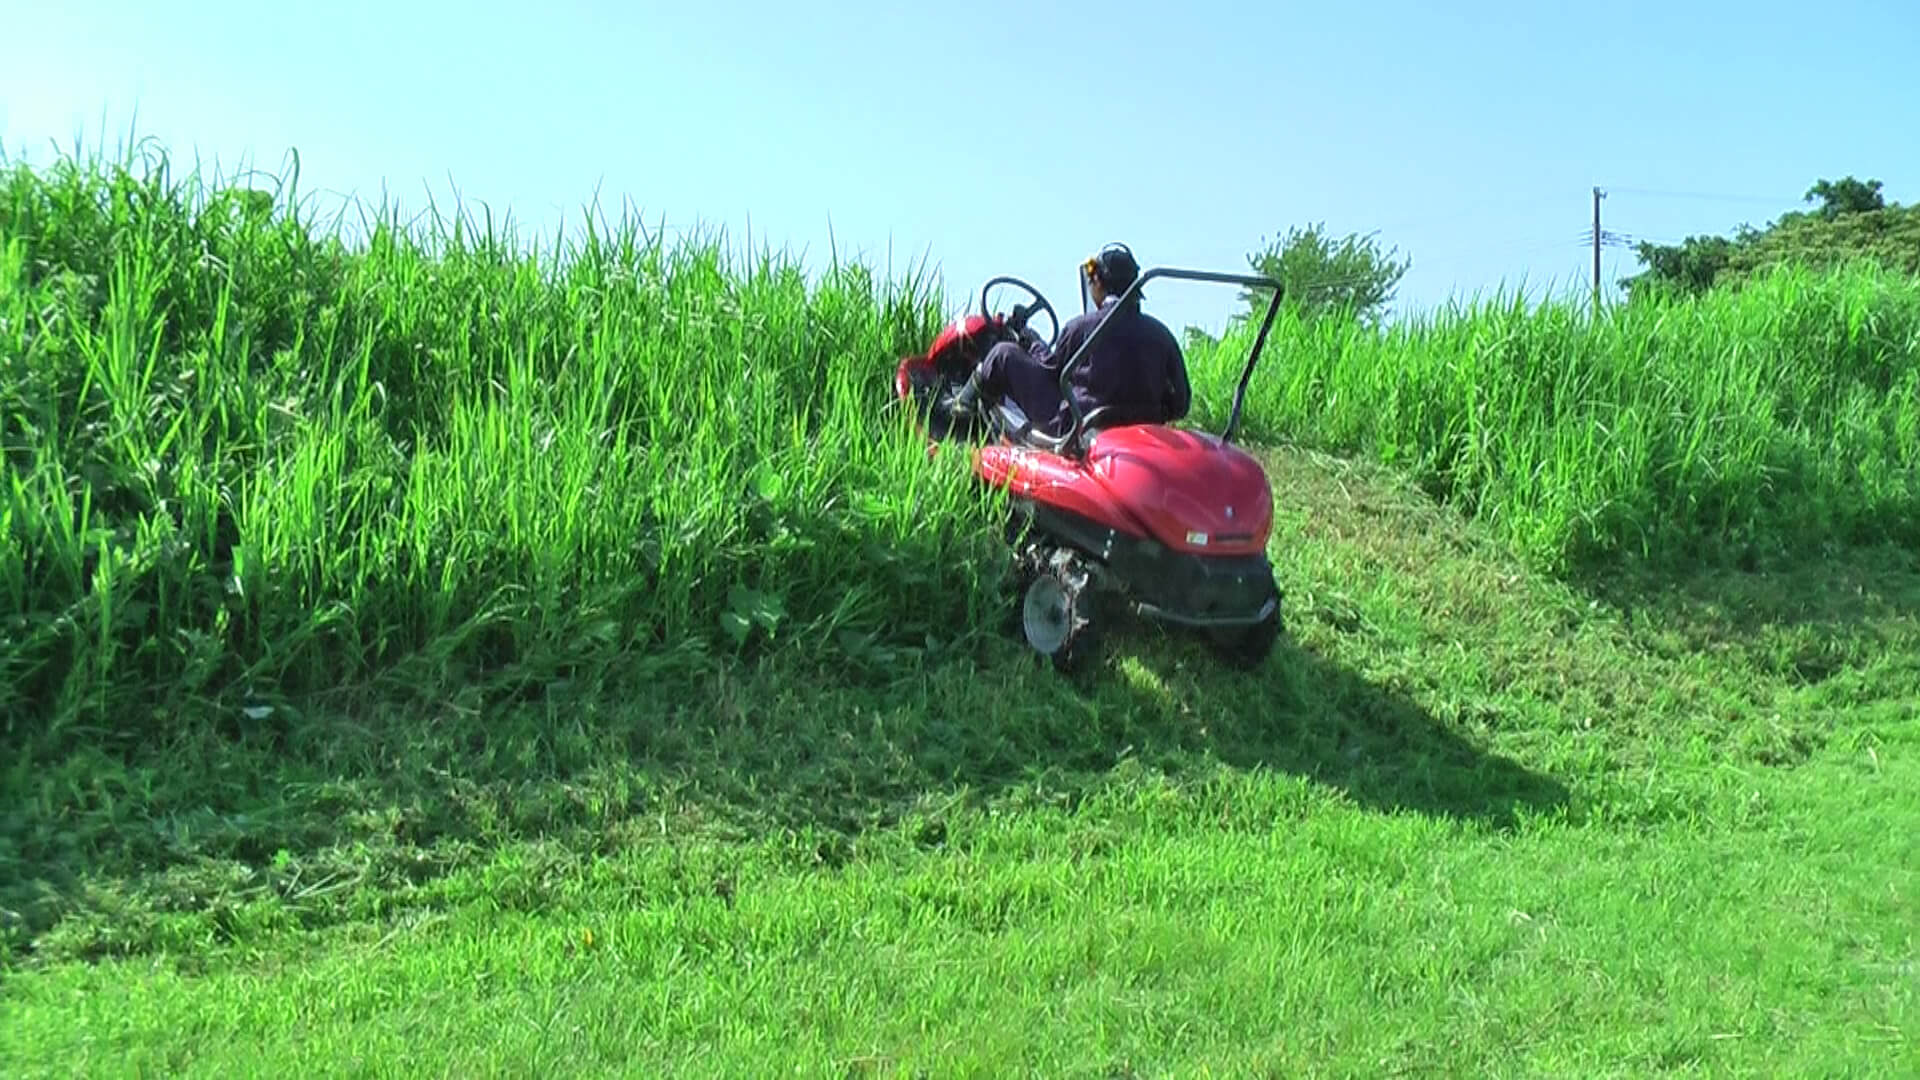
[4,1,1916,334]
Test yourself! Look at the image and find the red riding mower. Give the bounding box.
[895,264,1288,672]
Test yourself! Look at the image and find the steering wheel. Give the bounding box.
[978,275,1059,350]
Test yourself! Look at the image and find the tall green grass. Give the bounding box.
[7,141,1918,743]
[2,144,998,744]
[1188,264,1920,570]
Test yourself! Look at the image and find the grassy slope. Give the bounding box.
[4,447,1916,1076]
[1190,262,1920,572]
[7,149,1920,737]
[3,148,1918,1074]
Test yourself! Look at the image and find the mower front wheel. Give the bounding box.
[1208,590,1284,670]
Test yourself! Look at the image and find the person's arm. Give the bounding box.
[1049,316,1088,374]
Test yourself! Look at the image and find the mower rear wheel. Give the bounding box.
[1020,557,1099,674]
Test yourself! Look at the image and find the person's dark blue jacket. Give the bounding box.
[1044,294,1190,433]
[951,243,1191,436]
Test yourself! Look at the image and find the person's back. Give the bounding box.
[1047,244,1191,432]
[1057,298,1190,429]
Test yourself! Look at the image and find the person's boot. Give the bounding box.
[945,373,983,421]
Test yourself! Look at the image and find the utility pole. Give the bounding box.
[1592,186,1606,312]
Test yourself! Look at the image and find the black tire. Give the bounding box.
[1209,592,1284,670]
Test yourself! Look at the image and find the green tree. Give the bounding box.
[1803,176,1885,220]
[1623,175,1910,299]
[1239,222,1410,327]
[1725,201,1920,280]
[1626,233,1740,298]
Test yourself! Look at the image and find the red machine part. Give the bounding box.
[925,313,993,362]
[896,313,995,400]
[894,354,931,401]
[974,425,1272,557]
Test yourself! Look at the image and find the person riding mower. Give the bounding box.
[946,243,1191,436]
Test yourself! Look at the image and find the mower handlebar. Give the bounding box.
[1052,267,1285,457]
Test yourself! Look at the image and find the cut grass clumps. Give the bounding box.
[1187,263,1920,572]
[2,143,999,747]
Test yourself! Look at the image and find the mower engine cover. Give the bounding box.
[975,425,1273,558]
[1084,426,1274,556]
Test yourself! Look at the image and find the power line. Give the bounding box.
[1599,185,1804,206]
[1579,228,1645,249]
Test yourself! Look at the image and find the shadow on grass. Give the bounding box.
[0,605,1573,967]
[1089,624,1572,829]
[1578,540,1920,630]
[1570,541,1920,686]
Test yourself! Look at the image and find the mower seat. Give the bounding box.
[990,398,1173,455]
[1079,402,1168,432]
